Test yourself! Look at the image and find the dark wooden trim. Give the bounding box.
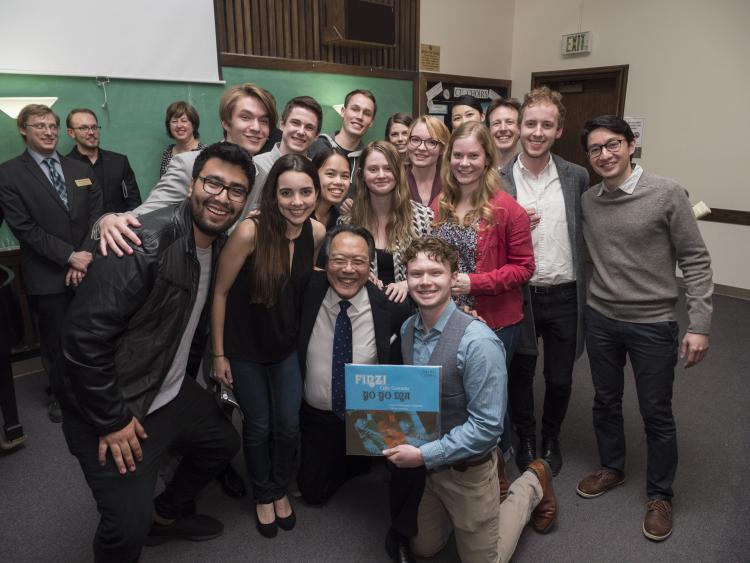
[698,208,750,226]
[531,64,629,116]
[213,0,226,80]
[221,53,417,80]
[221,53,421,115]
[417,72,512,115]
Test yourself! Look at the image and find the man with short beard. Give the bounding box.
[60,142,252,563]
[66,108,141,213]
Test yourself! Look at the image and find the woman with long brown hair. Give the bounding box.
[211,154,325,538]
[433,120,534,360]
[341,140,433,302]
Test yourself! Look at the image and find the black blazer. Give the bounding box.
[298,271,410,377]
[68,146,141,213]
[0,150,103,295]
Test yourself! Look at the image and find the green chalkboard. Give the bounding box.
[0,67,413,248]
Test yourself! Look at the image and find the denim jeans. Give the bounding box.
[495,322,521,456]
[494,321,522,369]
[231,352,302,503]
[585,306,678,500]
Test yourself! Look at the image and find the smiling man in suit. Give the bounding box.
[499,87,590,476]
[297,224,423,563]
[0,104,102,422]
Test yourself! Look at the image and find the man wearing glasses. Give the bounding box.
[60,142,252,562]
[0,104,102,423]
[66,108,141,213]
[577,115,712,542]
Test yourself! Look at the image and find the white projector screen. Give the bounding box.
[0,0,222,84]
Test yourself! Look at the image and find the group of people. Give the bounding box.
[0,79,712,563]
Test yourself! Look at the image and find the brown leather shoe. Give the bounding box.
[497,448,509,503]
[576,469,625,498]
[643,500,672,541]
[526,459,557,533]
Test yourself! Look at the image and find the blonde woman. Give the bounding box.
[433,121,534,360]
[340,140,432,303]
[405,115,450,207]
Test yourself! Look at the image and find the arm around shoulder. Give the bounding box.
[137,153,193,215]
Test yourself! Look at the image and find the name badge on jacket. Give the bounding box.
[74,178,92,187]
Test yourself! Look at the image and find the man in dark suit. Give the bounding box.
[499,87,589,476]
[0,104,102,422]
[66,108,141,213]
[297,224,423,563]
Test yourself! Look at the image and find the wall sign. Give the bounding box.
[420,44,441,72]
[561,31,591,56]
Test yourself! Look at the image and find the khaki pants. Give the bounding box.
[413,451,542,563]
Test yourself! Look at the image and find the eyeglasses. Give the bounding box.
[72,125,101,133]
[408,136,441,150]
[587,139,624,158]
[329,257,370,269]
[25,123,59,132]
[199,176,248,203]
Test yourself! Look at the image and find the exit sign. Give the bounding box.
[561,31,591,55]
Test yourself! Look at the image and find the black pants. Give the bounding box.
[585,306,678,500]
[0,353,23,441]
[298,401,425,538]
[28,291,73,396]
[508,282,578,439]
[62,376,240,563]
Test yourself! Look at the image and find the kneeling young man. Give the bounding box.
[61,143,253,562]
[385,237,558,563]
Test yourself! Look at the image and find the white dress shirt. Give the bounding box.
[513,155,575,285]
[597,164,644,196]
[304,285,378,411]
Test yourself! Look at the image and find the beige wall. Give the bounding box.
[421,0,750,289]
[419,0,515,79]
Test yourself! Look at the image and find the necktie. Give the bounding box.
[331,300,352,419]
[43,158,69,209]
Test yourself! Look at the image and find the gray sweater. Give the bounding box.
[581,173,712,334]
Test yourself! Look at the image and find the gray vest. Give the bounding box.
[401,308,474,438]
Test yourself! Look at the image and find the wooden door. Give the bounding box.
[531,65,628,184]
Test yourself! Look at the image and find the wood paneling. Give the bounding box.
[699,208,750,227]
[215,0,419,71]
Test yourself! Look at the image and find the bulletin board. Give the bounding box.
[418,72,512,129]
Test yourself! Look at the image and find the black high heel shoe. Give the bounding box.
[255,504,278,538]
[274,498,296,531]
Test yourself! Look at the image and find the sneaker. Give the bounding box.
[576,468,625,498]
[643,499,672,541]
[0,433,28,451]
[145,514,224,546]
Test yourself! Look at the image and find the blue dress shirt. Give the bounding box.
[401,300,507,470]
[27,148,66,185]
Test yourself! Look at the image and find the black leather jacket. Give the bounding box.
[62,201,220,434]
